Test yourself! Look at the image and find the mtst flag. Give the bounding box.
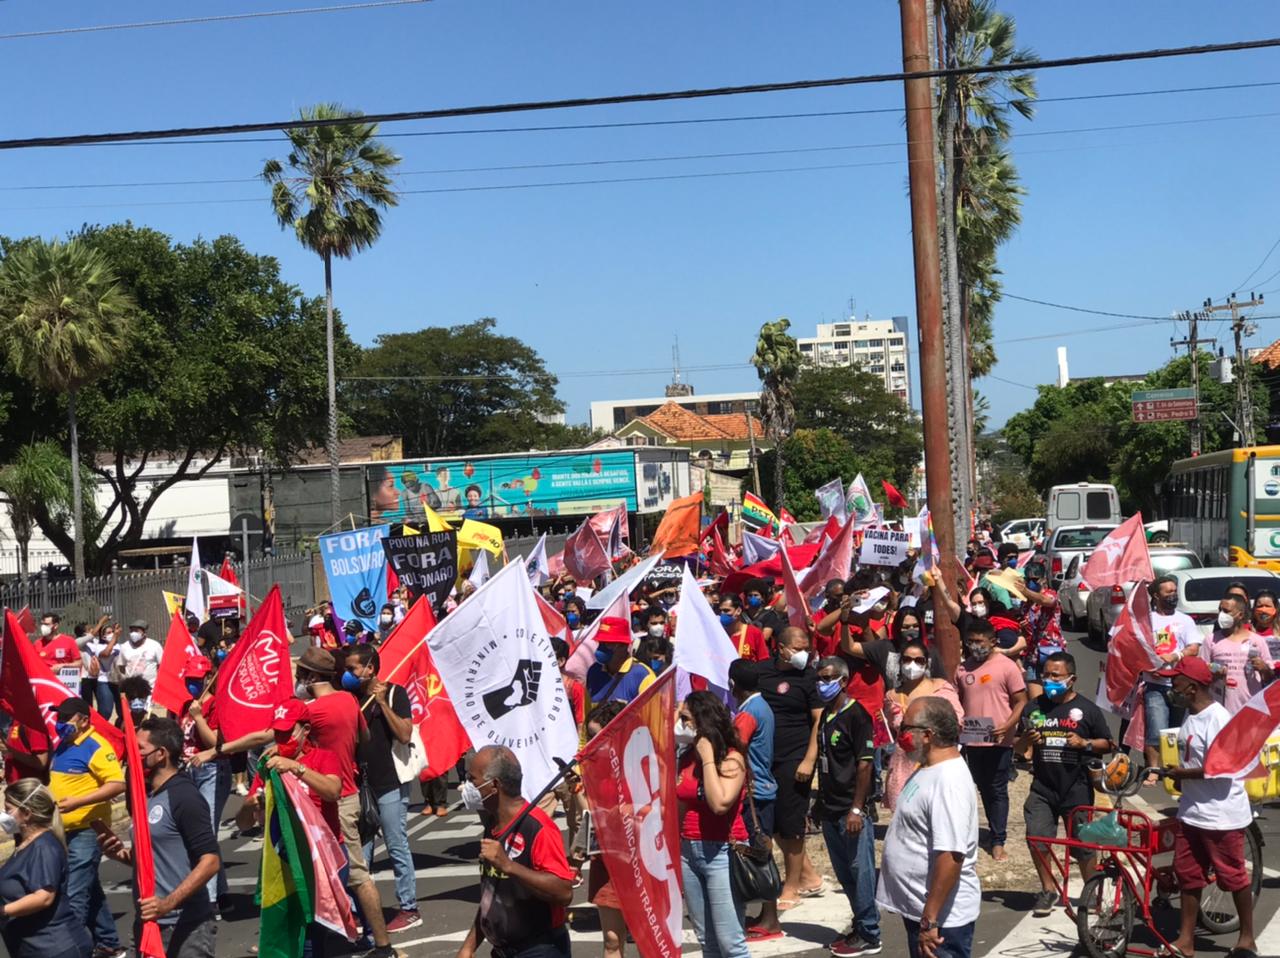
[214,586,292,740]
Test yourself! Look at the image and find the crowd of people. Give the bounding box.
[0,521,1273,958]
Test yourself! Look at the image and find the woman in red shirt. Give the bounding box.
[677,691,750,958]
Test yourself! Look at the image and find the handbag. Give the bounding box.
[729,785,782,902]
[392,725,429,785]
[356,762,383,845]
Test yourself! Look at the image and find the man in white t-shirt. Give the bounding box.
[1158,656,1256,958]
[876,697,980,958]
[117,618,165,686]
[1144,576,1203,776]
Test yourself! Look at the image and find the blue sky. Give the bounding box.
[2,1,1279,430]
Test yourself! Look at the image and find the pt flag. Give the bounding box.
[320,525,390,632]
[214,586,292,741]
[1081,514,1154,589]
[778,545,810,629]
[151,611,200,716]
[122,706,166,958]
[577,669,682,958]
[563,517,611,582]
[378,598,470,779]
[426,559,579,801]
[1205,680,1280,777]
[1104,586,1159,720]
[799,515,856,600]
[649,493,702,558]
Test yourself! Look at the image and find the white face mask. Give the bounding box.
[294,680,312,700]
[673,720,697,747]
[39,625,51,637]
[971,603,988,619]
[787,649,810,672]
[1217,611,1236,631]
[648,624,665,639]
[128,630,144,643]
[460,780,489,812]
[380,614,393,625]
[901,661,928,682]
[0,811,18,836]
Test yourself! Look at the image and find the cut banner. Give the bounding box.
[320,525,390,632]
[578,668,683,958]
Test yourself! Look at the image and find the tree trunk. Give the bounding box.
[68,387,85,582]
[324,249,341,528]
[773,440,785,514]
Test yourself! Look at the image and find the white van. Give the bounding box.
[1047,482,1121,532]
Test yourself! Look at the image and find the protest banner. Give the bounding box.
[858,527,912,567]
[382,529,459,615]
[319,524,390,631]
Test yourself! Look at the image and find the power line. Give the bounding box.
[4,35,1280,150]
[1001,293,1178,321]
[1232,233,1280,293]
[0,0,430,41]
[985,374,1041,391]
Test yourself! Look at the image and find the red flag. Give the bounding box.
[1205,680,1280,777]
[799,516,856,600]
[217,556,247,615]
[588,503,630,558]
[533,589,568,640]
[706,527,737,577]
[151,612,200,716]
[578,669,683,958]
[15,606,35,636]
[564,517,612,582]
[213,586,292,741]
[778,546,810,629]
[1081,514,1154,589]
[1104,587,1159,710]
[378,598,469,779]
[778,507,798,527]
[881,479,909,510]
[1,610,124,755]
[122,706,166,958]
[278,770,357,938]
[698,510,729,546]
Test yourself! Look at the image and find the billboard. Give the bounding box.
[367,452,637,524]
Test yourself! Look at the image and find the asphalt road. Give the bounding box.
[90,627,1280,958]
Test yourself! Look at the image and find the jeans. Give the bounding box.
[492,925,571,958]
[80,680,114,720]
[187,760,231,901]
[422,774,448,809]
[361,782,416,912]
[902,917,974,958]
[964,746,1011,846]
[1143,685,1184,748]
[821,816,881,944]
[681,839,749,958]
[139,917,216,958]
[66,827,121,950]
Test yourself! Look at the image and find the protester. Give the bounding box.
[455,745,574,958]
[179,655,230,911]
[954,619,1027,862]
[586,617,655,704]
[377,603,398,644]
[757,625,825,908]
[77,618,118,721]
[570,701,627,958]
[1018,652,1113,917]
[550,637,585,845]
[815,657,882,957]
[119,675,156,727]
[0,778,92,958]
[728,659,781,941]
[1158,656,1258,958]
[48,697,126,958]
[117,619,165,686]
[1252,589,1280,659]
[98,717,220,958]
[1202,593,1273,715]
[1144,575,1202,778]
[812,579,849,657]
[345,645,422,933]
[718,593,770,661]
[36,612,82,691]
[1017,559,1062,698]
[875,697,980,958]
[676,691,750,958]
[884,640,962,811]
[743,578,787,647]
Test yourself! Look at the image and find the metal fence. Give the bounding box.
[0,551,317,629]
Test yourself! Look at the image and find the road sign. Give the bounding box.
[1131,387,1198,423]
[1131,387,1196,403]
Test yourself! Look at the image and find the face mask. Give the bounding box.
[746,595,762,609]
[1217,611,1236,631]
[971,604,988,619]
[562,589,575,599]
[340,671,363,692]
[185,680,204,697]
[214,649,228,663]
[0,812,18,836]
[380,614,393,625]
[787,649,809,671]
[1043,679,1070,699]
[1256,611,1275,627]
[294,680,312,700]
[1004,557,1017,568]
[595,647,613,666]
[649,659,666,673]
[39,625,51,637]
[719,613,736,628]
[965,644,991,662]
[648,624,665,639]
[900,628,921,641]
[55,721,75,742]
[901,661,928,682]
[1169,689,1191,709]
[818,679,843,702]
[276,737,301,760]
[461,780,489,812]
[566,613,580,628]
[673,720,697,747]
[129,630,143,643]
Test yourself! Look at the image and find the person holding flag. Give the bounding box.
[1143,575,1202,777]
[98,716,220,958]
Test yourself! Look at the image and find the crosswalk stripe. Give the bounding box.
[978,906,1078,957]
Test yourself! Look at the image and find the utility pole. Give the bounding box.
[899,0,960,678]
[1205,292,1263,447]
[1170,310,1215,456]
[743,400,763,499]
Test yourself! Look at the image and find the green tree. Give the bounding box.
[758,429,863,521]
[989,470,1043,525]
[0,239,134,580]
[263,104,400,525]
[751,319,802,510]
[0,441,89,587]
[345,320,570,456]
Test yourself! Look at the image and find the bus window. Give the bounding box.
[1057,491,1081,522]
[1085,490,1112,521]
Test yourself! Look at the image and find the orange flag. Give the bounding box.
[648,493,702,558]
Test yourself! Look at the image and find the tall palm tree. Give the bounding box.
[0,240,134,580]
[263,104,400,525]
[751,319,802,510]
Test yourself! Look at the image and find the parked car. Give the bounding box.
[1144,519,1170,543]
[1167,567,1280,637]
[1038,523,1120,589]
[1000,518,1045,551]
[1083,545,1202,641]
[1058,554,1092,630]
[1047,482,1121,533]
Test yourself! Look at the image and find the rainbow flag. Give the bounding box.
[741,492,779,534]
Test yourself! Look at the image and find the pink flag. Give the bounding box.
[1105,586,1159,711]
[564,518,611,582]
[534,589,569,641]
[564,592,630,683]
[798,516,855,600]
[1204,680,1280,777]
[1081,514,1154,589]
[279,770,358,940]
[588,503,629,558]
[778,545,810,629]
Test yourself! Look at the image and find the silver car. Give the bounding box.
[1167,567,1280,637]
[1058,554,1092,631]
[1039,523,1119,590]
[1083,546,1202,641]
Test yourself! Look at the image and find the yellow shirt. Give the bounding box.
[49,728,123,832]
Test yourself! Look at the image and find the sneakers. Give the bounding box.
[1032,889,1058,917]
[386,910,423,934]
[92,947,128,958]
[830,936,882,957]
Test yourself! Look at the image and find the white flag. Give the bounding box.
[205,571,242,596]
[185,537,205,622]
[815,478,848,524]
[426,559,579,800]
[468,550,491,589]
[741,531,782,566]
[585,550,665,611]
[846,473,877,529]
[525,534,551,587]
[672,565,739,693]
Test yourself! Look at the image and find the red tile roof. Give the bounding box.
[638,401,763,441]
[1253,339,1280,371]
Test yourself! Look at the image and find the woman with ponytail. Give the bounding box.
[0,777,92,957]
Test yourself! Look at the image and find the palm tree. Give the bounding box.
[0,441,87,598]
[263,103,400,526]
[0,240,134,580]
[751,319,802,510]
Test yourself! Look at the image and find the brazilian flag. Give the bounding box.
[257,768,314,958]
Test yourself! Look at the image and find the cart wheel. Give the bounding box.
[1197,822,1263,934]
[1077,873,1135,958]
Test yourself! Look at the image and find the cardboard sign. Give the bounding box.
[858,528,912,567]
[382,530,459,615]
[960,715,995,745]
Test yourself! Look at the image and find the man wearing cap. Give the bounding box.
[118,618,165,686]
[586,616,655,705]
[49,696,127,958]
[1158,656,1258,958]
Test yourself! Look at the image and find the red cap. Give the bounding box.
[183,655,213,679]
[1157,656,1213,686]
[595,616,633,645]
[971,553,996,572]
[271,698,308,731]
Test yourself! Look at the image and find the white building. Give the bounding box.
[795,317,911,402]
[589,389,760,434]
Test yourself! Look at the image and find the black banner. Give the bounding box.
[382,531,458,615]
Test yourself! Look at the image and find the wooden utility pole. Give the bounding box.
[1205,293,1263,447]
[1170,310,1215,456]
[900,0,960,677]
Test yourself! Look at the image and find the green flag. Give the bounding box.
[258,767,314,958]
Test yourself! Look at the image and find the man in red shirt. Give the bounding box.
[38,612,82,690]
[719,594,770,662]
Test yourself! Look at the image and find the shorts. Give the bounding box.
[337,793,371,886]
[1174,822,1249,892]
[771,762,812,840]
[1143,686,1186,748]
[1023,791,1092,861]
[744,798,775,845]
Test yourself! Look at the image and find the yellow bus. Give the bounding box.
[1165,445,1280,571]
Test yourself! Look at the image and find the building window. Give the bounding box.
[855,339,869,347]
[800,343,813,352]
[834,341,848,349]
[891,362,905,372]
[869,339,884,347]
[890,335,904,344]
[834,324,851,336]
[870,365,884,374]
